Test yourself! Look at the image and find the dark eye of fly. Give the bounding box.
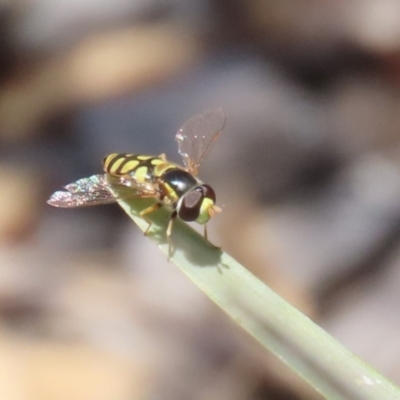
[177,185,216,221]
[178,187,204,221]
[201,184,216,202]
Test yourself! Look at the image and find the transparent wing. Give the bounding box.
[47,174,157,208]
[175,108,225,175]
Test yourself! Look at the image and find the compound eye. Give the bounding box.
[201,184,216,203]
[178,188,203,221]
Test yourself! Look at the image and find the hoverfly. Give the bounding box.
[47,109,225,255]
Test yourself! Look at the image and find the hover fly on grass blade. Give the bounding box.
[47,109,225,254]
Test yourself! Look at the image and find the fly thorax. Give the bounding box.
[161,168,199,200]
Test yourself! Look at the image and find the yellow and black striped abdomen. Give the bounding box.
[103,153,176,184]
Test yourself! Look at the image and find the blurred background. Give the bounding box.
[1,0,400,398]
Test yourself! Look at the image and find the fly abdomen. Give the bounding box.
[103,153,165,183]
[103,153,138,175]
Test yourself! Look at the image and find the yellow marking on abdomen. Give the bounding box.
[151,158,163,166]
[103,153,119,169]
[117,159,139,175]
[107,157,126,174]
[133,166,149,183]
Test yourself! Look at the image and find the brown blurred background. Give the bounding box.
[1,1,400,399]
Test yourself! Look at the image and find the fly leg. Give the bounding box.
[204,224,208,241]
[158,153,167,162]
[204,224,220,249]
[140,202,162,236]
[166,211,177,260]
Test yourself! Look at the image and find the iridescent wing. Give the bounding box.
[47,174,158,208]
[175,108,225,175]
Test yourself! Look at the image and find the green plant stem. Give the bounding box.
[118,197,400,400]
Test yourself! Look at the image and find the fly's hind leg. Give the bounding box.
[140,202,162,235]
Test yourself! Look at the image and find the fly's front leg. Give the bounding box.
[204,224,220,249]
[204,224,208,241]
[166,211,177,260]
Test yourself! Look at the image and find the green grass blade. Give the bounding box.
[117,197,400,400]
